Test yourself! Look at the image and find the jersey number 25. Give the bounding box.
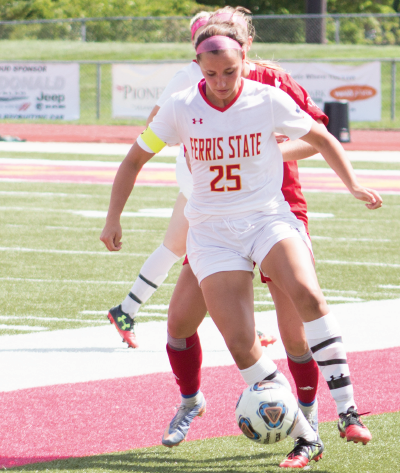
[210,164,242,192]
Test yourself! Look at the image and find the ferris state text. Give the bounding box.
[190,133,262,161]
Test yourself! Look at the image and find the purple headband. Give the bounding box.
[191,17,209,40]
[196,35,243,55]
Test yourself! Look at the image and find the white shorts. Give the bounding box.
[187,210,313,284]
[175,161,193,200]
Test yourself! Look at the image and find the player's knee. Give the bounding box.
[296,286,327,315]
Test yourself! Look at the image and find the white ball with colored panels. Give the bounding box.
[235,380,299,444]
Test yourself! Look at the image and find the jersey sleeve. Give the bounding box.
[137,96,181,152]
[156,68,192,107]
[272,70,328,126]
[269,87,313,140]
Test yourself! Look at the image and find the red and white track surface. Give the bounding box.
[1,157,400,194]
[1,299,400,468]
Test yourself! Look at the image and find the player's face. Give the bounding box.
[199,49,244,107]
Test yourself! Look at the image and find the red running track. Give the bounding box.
[1,347,399,469]
[1,124,400,150]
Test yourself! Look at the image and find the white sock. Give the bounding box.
[181,391,204,408]
[239,353,278,386]
[304,312,356,415]
[289,409,318,442]
[121,244,181,316]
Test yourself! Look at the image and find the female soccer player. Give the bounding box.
[101,22,381,468]
[108,8,325,453]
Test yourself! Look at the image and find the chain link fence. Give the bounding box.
[2,58,396,126]
[1,13,400,45]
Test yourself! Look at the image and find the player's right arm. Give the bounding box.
[100,141,155,252]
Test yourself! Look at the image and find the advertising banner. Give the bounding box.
[280,62,381,121]
[0,63,80,120]
[112,63,190,118]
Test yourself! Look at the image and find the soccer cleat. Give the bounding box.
[299,399,319,434]
[257,330,277,347]
[279,436,324,468]
[108,305,139,349]
[338,407,372,445]
[162,393,206,448]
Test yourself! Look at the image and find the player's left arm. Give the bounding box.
[279,119,324,161]
[300,121,382,210]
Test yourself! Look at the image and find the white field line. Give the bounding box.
[0,190,95,198]
[0,324,47,331]
[0,206,174,219]
[4,224,161,233]
[319,260,400,268]
[0,277,133,284]
[254,301,275,305]
[0,157,176,169]
[0,247,148,257]
[313,236,391,242]
[299,167,400,176]
[0,315,106,323]
[325,296,364,302]
[380,284,400,289]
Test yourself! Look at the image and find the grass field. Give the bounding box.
[1,159,399,336]
[1,153,400,471]
[0,41,399,129]
[7,412,400,473]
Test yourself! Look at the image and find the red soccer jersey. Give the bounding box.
[247,63,329,231]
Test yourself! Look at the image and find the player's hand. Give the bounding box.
[351,186,383,210]
[100,221,123,251]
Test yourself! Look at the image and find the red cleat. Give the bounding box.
[338,407,372,445]
[257,330,277,347]
[279,436,324,468]
[108,305,139,349]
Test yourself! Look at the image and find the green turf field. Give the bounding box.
[0,171,399,336]
[8,412,400,473]
[0,41,399,129]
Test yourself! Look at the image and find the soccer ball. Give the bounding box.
[235,380,299,444]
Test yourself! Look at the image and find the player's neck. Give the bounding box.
[205,81,241,108]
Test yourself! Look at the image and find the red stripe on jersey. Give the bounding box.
[198,78,245,113]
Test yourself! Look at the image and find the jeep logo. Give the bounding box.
[37,92,65,103]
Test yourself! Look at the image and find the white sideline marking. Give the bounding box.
[254,301,275,305]
[1,298,399,392]
[325,296,364,302]
[313,236,391,242]
[0,315,106,323]
[0,206,174,219]
[0,247,148,257]
[380,284,400,289]
[0,277,134,284]
[0,190,95,198]
[319,260,400,268]
[307,212,334,218]
[72,208,173,218]
[0,143,181,157]
[0,324,47,331]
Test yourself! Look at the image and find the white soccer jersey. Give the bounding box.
[138,78,312,225]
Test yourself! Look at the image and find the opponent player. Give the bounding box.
[101,23,381,468]
[108,8,324,455]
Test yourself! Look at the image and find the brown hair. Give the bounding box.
[206,6,284,72]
